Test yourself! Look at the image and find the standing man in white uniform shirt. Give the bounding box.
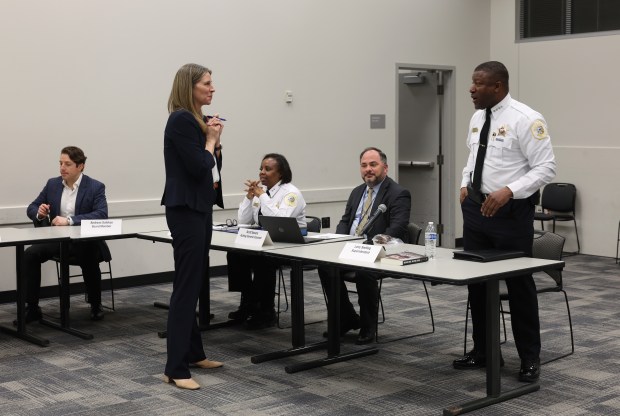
[227,153,306,329]
[453,61,556,383]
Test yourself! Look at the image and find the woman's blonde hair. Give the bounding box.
[167,63,212,132]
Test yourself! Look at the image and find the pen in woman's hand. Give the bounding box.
[206,115,227,121]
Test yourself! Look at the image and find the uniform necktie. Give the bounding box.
[472,108,492,191]
[355,187,374,236]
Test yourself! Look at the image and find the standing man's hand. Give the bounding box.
[480,186,513,217]
[459,187,468,204]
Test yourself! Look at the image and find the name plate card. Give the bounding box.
[235,228,272,247]
[339,242,383,263]
[81,219,122,236]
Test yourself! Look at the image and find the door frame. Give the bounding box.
[395,63,457,248]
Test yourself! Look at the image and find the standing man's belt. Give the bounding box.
[467,186,488,205]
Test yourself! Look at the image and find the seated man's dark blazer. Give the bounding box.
[337,176,410,241]
[28,175,108,226]
[320,176,411,332]
[25,174,108,307]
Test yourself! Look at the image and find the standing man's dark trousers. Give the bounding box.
[462,196,540,362]
[23,241,102,308]
[165,206,211,379]
[318,268,379,332]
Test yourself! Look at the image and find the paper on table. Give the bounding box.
[212,223,259,231]
[305,233,350,240]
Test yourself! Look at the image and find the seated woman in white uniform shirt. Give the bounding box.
[227,153,307,329]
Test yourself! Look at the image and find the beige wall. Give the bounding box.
[0,0,491,291]
[4,0,616,293]
[490,0,620,255]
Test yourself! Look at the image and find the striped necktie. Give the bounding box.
[355,187,374,236]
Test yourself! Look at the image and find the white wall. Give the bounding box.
[491,0,620,256]
[1,0,494,292]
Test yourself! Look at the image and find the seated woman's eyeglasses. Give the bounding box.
[225,219,237,227]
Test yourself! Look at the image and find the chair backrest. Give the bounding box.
[532,230,564,284]
[540,183,577,213]
[306,216,321,233]
[407,223,423,245]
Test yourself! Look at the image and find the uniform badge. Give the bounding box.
[253,202,260,207]
[284,193,298,207]
[530,120,548,140]
[472,127,479,133]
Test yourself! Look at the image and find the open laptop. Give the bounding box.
[259,216,326,244]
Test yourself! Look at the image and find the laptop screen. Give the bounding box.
[259,216,307,244]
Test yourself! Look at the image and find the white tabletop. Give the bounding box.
[0,226,71,246]
[118,217,169,234]
[265,242,564,285]
[138,230,361,253]
[1,217,169,245]
[61,217,169,241]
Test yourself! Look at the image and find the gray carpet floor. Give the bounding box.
[0,254,619,415]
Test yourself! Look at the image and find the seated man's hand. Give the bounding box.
[51,216,70,226]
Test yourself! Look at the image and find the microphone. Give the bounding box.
[359,204,387,238]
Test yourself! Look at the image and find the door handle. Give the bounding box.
[398,161,435,168]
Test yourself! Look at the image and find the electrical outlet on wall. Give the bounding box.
[321,217,330,229]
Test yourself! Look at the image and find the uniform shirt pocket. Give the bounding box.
[487,134,516,167]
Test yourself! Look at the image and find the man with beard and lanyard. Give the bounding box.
[454,61,556,383]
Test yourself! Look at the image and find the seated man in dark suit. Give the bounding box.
[319,147,411,344]
[22,146,109,322]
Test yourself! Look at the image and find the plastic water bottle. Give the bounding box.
[425,222,437,259]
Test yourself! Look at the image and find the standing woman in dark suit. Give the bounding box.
[161,63,224,390]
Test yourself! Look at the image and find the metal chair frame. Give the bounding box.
[54,241,115,311]
[333,222,435,343]
[463,231,574,365]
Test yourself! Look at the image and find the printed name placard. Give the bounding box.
[81,219,123,236]
[339,242,383,263]
[235,228,272,247]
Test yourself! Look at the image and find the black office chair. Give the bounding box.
[463,231,573,364]
[276,216,322,328]
[54,241,115,311]
[534,183,580,254]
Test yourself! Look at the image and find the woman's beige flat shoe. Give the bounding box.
[163,375,200,390]
[192,359,223,369]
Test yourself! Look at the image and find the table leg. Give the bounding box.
[443,280,539,415]
[0,245,50,347]
[281,265,378,374]
[39,240,93,340]
[252,259,327,364]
